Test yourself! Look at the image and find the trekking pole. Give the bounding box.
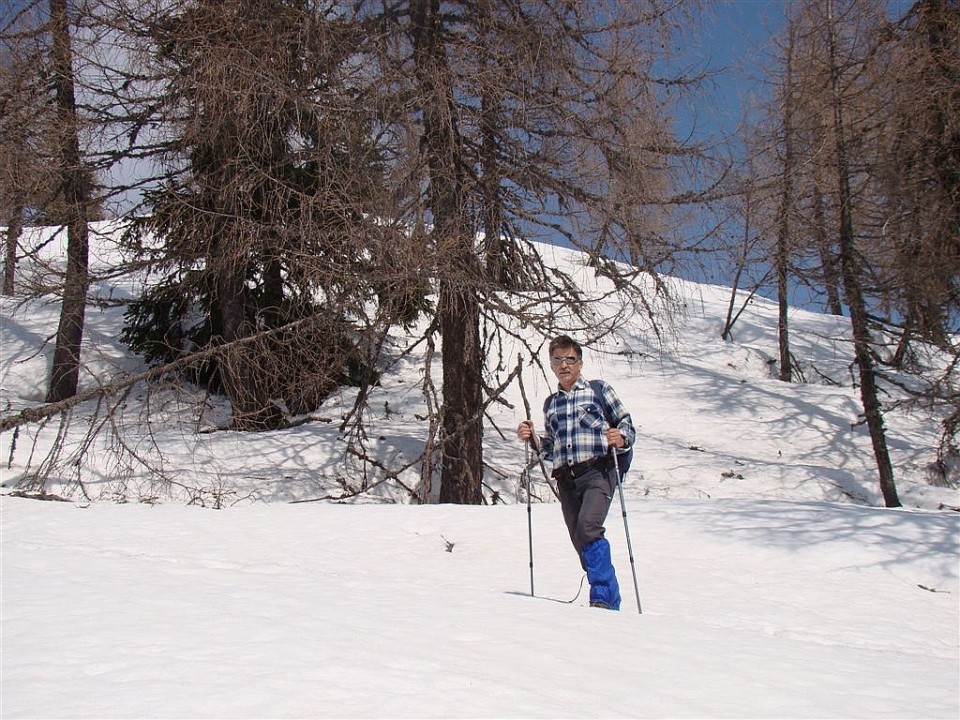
[524,440,535,597]
[610,447,642,614]
[516,359,537,597]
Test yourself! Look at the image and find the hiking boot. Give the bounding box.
[590,601,612,609]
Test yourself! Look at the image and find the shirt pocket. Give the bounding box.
[578,402,606,430]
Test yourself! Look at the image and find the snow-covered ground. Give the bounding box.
[1,222,958,718]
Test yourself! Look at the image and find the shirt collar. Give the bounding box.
[557,377,590,394]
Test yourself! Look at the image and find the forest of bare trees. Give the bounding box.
[715,0,958,506]
[1,0,957,507]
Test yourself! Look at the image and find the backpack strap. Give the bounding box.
[589,379,615,427]
[590,379,632,477]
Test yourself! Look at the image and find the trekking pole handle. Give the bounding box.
[604,424,625,450]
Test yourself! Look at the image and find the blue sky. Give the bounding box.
[667,0,918,308]
[672,0,789,142]
[689,0,917,139]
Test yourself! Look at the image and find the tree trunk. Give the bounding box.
[827,0,900,507]
[438,284,483,504]
[813,175,844,316]
[3,206,23,295]
[46,0,91,403]
[722,211,751,341]
[211,257,284,431]
[776,23,797,382]
[411,0,484,504]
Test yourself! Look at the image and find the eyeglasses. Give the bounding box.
[550,356,580,366]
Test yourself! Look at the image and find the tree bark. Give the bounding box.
[827,0,900,507]
[813,175,844,316]
[776,22,797,382]
[46,0,91,403]
[411,0,484,504]
[437,284,483,504]
[3,206,23,295]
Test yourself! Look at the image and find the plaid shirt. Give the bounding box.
[539,377,636,472]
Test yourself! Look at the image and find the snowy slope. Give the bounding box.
[1,222,954,510]
[1,222,958,718]
[2,498,956,718]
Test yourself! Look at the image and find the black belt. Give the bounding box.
[552,456,606,481]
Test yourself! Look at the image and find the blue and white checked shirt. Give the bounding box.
[539,378,636,472]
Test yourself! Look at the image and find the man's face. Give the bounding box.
[550,346,582,390]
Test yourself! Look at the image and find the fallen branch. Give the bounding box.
[0,312,327,435]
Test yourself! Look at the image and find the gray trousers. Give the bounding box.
[556,462,616,565]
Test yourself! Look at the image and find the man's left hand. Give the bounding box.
[605,427,625,448]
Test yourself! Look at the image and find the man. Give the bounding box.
[517,335,635,610]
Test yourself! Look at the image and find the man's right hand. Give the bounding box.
[517,420,534,442]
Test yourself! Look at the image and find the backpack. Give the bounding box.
[544,379,633,478]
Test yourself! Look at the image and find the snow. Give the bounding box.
[1,222,958,719]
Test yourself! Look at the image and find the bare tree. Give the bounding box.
[46,0,95,403]
[717,150,776,343]
[749,0,904,504]
[119,0,392,431]
[876,0,959,351]
[737,0,957,498]
[3,0,697,504]
[0,39,37,295]
[773,21,799,382]
[873,0,960,480]
[0,33,41,295]
[823,0,899,506]
[357,0,688,503]
[1,2,80,295]
[405,0,484,503]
